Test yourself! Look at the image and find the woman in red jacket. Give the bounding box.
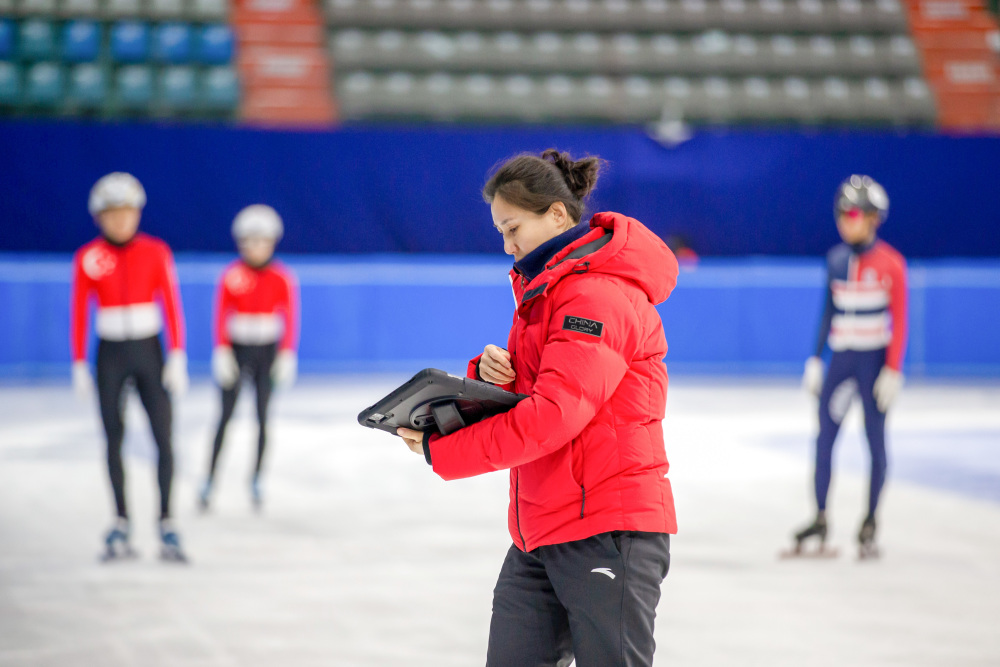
[399,150,679,667]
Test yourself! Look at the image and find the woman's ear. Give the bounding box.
[548,201,571,229]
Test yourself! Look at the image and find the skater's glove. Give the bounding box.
[212,346,239,389]
[162,350,189,396]
[271,350,297,388]
[802,356,824,396]
[72,361,94,399]
[873,366,903,412]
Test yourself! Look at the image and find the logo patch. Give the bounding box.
[591,567,616,579]
[563,316,604,337]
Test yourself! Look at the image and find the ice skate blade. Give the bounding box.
[99,547,138,563]
[857,547,881,561]
[779,546,840,559]
[160,547,189,564]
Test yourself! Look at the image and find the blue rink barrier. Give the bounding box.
[1,255,998,378]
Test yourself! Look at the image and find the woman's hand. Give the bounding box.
[480,344,516,385]
[397,427,425,455]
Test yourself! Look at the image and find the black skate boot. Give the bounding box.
[159,519,189,563]
[858,515,879,560]
[781,512,838,558]
[100,518,137,562]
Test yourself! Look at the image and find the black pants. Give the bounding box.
[487,531,671,667]
[96,336,173,521]
[208,343,276,482]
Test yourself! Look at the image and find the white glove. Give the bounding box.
[72,361,94,398]
[212,346,240,389]
[873,366,903,412]
[271,350,297,388]
[802,356,824,396]
[162,350,189,396]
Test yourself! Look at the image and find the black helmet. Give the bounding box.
[834,175,889,222]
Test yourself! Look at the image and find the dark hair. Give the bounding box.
[483,149,602,223]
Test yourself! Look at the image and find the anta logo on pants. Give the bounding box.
[563,316,604,337]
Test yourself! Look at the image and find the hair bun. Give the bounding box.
[541,149,601,199]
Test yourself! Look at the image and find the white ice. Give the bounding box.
[1,376,999,666]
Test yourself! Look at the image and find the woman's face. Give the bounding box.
[491,195,575,262]
[96,207,141,244]
[836,208,880,246]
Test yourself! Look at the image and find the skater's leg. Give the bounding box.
[857,349,888,518]
[252,344,277,479]
[815,352,857,512]
[96,340,131,519]
[541,532,670,667]
[132,337,173,521]
[486,544,573,667]
[209,382,241,482]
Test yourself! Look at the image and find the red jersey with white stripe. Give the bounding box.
[214,259,298,351]
[816,239,908,370]
[71,233,185,361]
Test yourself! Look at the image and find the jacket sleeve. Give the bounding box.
[430,281,639,481]
[885,254,908,371]
[279,267,300,351]
[69,249,93,362]
[214,268,232,348]
[157,245,186,351]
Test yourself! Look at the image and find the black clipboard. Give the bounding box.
[357,368,528,436]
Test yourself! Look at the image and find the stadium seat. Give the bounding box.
[115,63,153,108]
[153,23,192,63]
[63,21,101,63]
[0,62,20,106]
[19,20,57,61]
[197,25,233,65]
[59,0,100,18]
[191,0,227,21]
[67,62,106,107]
[201,65,238,109]
[0,0,15,15]
[159,64,196,109]
[25,61,64,106]
[104,0,143,19]
[17,0,57,16]
[0,20,14,61]
[110,21,150,63]
[148,0,184,20]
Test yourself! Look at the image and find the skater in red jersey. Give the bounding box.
[398,150,678,667]
[71,172,188,562]
[199,205,298,512]
[786,175,907,561]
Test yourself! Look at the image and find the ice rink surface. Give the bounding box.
[1,375,998,666]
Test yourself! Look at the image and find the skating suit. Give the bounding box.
[208,259,298,481]
[70,233,185,520]
[812,238,907,516]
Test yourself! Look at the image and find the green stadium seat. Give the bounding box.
[67,62,106,107]
[0,62,21,107]
[19,19,57,62]
[104,0,143,19]
[59,0,101,18]
[148,0,185,21]
[159,65,196,109]
[201,65,237,110]
[115,63,153,108]
[17,0,58,16]
[25,61,64,106]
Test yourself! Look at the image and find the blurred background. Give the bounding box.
[1,0,999,665]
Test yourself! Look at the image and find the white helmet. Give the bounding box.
[232,205,284,241]
[88,172,146,217]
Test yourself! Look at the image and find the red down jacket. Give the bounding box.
[428,211,679,551]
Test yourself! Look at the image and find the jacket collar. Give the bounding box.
[513,223,591,282]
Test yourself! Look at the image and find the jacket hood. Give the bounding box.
[525,211,677,306]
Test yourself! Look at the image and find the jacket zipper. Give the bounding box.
[514,470,526,551]
[580,486,586,519]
